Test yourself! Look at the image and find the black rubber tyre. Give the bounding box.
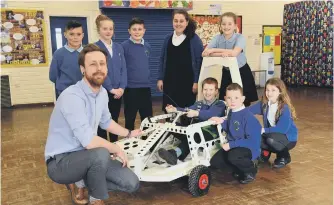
[188,165,211,197]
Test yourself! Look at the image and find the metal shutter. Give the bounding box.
[1,75,12,108]
[101,8,173,96]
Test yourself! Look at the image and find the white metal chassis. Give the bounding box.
[117,111,227,182]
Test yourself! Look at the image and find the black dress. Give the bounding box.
[219,63,258,105]
[163,36,196,110]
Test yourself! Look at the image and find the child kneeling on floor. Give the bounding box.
[210,83,261,184]
[158,77,226,165]
[248,78,298,168]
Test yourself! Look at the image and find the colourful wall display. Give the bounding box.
[262,26,282,65]
[1,9,48,67]
[191,15,242,47]
[100,0,193,9]
[281,0,333,87]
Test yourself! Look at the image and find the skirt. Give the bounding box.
[219,63,258,103]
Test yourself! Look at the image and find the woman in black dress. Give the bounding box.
[157,10,204,111]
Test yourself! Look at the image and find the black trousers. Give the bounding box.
[150,129,214,160]
[123,87,153,130]
[97,92,122,142]
[149,117,190,153]
[210,147,257,174]
[176,128,215,160]
[261,132,297,158]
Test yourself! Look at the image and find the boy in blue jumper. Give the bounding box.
[158,78,226,165]
[121,18,153,131]
[210,83,261,184]
[49,20,84,99]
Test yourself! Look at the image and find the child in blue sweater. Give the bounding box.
[210,83,261,184]
[49,20,84,99]
[202,12,258,106]
[95,15,127,142]
[158,78,226,165]
[249,78,298,168]
[121,18,153,131]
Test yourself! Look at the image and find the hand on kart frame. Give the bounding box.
[165,104,177,113]
[209,116,226,125]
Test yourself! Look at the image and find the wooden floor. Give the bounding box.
[1,87,333,205]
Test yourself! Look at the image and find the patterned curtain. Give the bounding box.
[281,1,333,87]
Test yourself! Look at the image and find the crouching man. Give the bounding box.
[45,44,142,205]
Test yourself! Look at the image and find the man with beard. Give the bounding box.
[45,44,141,205]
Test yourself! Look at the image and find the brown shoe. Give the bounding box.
[66,184,88,205]
[89,200,105,205]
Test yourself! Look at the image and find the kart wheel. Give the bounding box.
[188,165,211,197]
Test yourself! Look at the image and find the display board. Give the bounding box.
[191,14,242,47]
[262,25,282,65]
[1,9,48,67]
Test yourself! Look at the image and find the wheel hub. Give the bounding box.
[199,174,209,189]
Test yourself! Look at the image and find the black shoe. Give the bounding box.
[239,173,256,184]
[273,157,291,168]
[232,172,244,180]
[158,148,178,165]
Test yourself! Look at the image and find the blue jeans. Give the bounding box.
[47,148,140,200]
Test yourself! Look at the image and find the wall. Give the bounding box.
[2,1,298,105]
[190,0,299,79]
[1,1,101,105]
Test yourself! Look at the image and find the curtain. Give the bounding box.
[281,0,333,87]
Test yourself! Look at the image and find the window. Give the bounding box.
[55,28,62,49]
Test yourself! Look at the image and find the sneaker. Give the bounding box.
[273,157,291,168]
[158,148,177,165]
[239,173,256,184]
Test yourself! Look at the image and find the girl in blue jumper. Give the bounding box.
[210,83,262,184]
[249,78,298,168]
[95,15,127,142]
[157,10,203,112]
[202,12,258,106]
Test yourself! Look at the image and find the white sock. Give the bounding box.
[175,147,182,157]
[89,196,101,202]
[75,180,85,188]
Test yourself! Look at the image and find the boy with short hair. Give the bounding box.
[49,20,84,99]
[158,77,226,165]
[210,83,261,184]
[121,17,153,131]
